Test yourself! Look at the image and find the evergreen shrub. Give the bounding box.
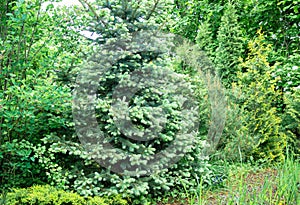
[232,30,287,163]
[1,185,127,205]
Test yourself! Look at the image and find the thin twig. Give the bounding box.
[26,1,42,63]
[145,0,160,20]
[78,0,107,28]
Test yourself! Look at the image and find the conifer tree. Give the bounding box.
[234,30,286,162]
[71,0,212,202]
[214,2,245,88]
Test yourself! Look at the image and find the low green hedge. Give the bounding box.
[0,185,127,205]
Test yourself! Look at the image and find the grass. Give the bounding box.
[157,154,299,205]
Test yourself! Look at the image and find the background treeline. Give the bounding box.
[0,0,299,204]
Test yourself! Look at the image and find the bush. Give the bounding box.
[0,140,47,189]
[0,77,73,144]
[1,185,127,205]
[0,77,76,189]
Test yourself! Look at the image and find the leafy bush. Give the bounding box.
[1,185,127,205]
[0,76,75,189]
[0,0,85,144]
[0,77,73,143]
[0,139,47,189]
[0,0,88,193]
[272,55,300,93]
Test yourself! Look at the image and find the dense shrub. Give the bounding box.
[43,0,216,202]
[0,78,73,143]
[0,140,46,189]
[232,31,287,163]
[1,185,127,205]
[0,0,83,189]
[0,75,76,188]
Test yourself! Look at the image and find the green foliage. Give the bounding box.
[0,140,46,189]
[214,2,245,87]
[172,0,300,164]
[62,1,213,202]
[0,0,299,203]
[0,0,80,89]
[76,0,173,42]
[171,0,224,41]
[247,0,300,57]
[273,55,300,93]
[189,1,247,88]
[0,0,213,202]
[172,0,300,86]
[195,19,215,57]
[0,0,84,144]
[233,31,286,163]
[0,0,84,192]
[1,185,127,205]
[282,89,300,156]
[173,0,300,57]
[0,75,75,189]
[0,77,73,143]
